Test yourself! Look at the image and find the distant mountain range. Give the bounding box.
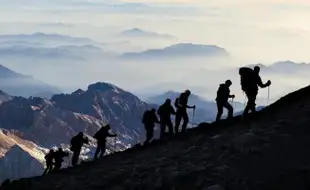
[119,28,176,39]
[0,65,62,98]
[121,43,229,59]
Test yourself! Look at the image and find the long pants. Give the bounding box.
[243,90,258,116]
[216,101,233,121]
[43,162,53,175]
[71,148,81,167]
[94,141,106,159]
[175,109,189,133]
[144,124,154,144]
[53,162,62,171]
[160,118,173,139]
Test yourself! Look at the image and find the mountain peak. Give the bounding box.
[87,82,122,93]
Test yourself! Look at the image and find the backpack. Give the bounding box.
[142,110,150,124]
[239,67,255,90]
[157,105,163,116]
[174,97,180,109]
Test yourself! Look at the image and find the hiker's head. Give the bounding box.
[78,132,84,137]
[50,149,54,153]
[185,90,191,96]
[165,98,171,104]
[105,124,111,130]
[58,148,63,152]
[151,108,156,113]
[225,80,232,87]
[254,66,260,73]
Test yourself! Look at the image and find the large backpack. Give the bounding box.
[174,97,180,109]
[239,67,255,91]
[142,110,150,124]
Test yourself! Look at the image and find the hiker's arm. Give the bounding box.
[187,105,195,109]
[229,94,235,98]
[257,76,269,88]
[171,106,176,115]
[108,133,117,137]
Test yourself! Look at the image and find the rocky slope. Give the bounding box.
[4,84,310,190]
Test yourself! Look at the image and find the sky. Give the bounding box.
[0,0,310,104]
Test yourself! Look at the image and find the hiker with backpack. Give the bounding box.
[142,108,159,145]
[157,99,176,139]
[216,80,235,121]
[239,65,271,117]
[93,124,117,160]
[174,90,196,133]
[43,149,55,175]
[53,148,69,171]
[70,132,89,167]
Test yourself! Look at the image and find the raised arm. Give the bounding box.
[257,76,270,88]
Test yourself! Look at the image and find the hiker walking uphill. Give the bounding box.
[70,132,89,167]
[93,124,117,160]
[216,80,235,121]
[43,149,55,175]
[157,99,176,139]
[174,90,196,133]
[239,66,271,117]
[142,108,159,145]
[53,148,69,171]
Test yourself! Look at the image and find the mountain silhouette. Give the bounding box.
[119,28,176,39]
[3,83,310,189]
[121,43,229,59]
[0,65,61,98]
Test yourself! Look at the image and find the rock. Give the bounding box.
[204,184,226,190]
[232,133,262,152]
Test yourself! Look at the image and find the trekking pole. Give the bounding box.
[192,106,196,122]
[267,86,270,106]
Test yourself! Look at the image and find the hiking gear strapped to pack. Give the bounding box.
[239,67,255,91]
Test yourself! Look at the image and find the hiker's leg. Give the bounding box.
[247,91,257,113]
[243,91,252,116]
[99,143,106,157]
[181,112,189,132]
[167,119,173,135]
[224,102,233,119]
[94,145,100,159]
[160,121,165,139]
[216,102,223,121]
[175,111,182,133]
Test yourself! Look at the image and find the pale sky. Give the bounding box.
[0,0,310,104]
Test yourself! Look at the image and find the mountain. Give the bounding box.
[0,45,105,61]
[0,145,45,182]
[121,43,229,59]
[0,65,62,98]
[146,91,244,123]
[51,82,152,145]
[4,83,310,189]
[0,33,98,47]
[119,28,176,39]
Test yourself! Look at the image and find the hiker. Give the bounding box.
[70,132,89,167]
[142,108,159,145]
[43,149,55,175]
[215,80,235,121]
[239,66,271,116]
[174,90,196,133]
[53,148,69,171]
[157,98,176,138]
[93,124,117,160]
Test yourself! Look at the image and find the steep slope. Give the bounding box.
[4,84,310,190]
[0,65,61,97]
[51,82,150,144]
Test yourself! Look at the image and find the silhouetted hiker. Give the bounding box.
[70,132,89,167]
[239,66,271,117]
[43,149,55,175]
[0,179,10,189]
[142,108,159,145]
[157,98,176,138]
[53,148,69,171]
[93,124,117,160]
[174,90,195,133]
[216,80,235,121]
